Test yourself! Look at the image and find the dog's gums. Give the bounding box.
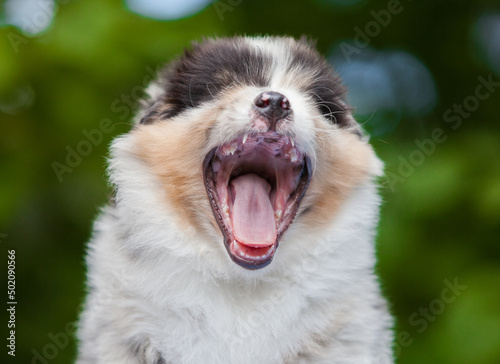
[203,131,312,269]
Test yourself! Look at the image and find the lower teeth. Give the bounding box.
[233,241,273,260]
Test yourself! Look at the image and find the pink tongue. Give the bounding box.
[230,174,277,247]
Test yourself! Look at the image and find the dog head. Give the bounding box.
[111,36,382,273]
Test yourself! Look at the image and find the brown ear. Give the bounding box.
[139,107,160,125]
[139,100,179,125]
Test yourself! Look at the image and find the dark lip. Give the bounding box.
[226,240,276,270]
[202,134,312,270]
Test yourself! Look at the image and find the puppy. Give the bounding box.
[77,36,393,364]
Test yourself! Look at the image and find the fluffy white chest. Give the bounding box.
[151,283,308,364]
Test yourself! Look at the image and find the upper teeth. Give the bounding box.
[285,148,299,162]
[224,142,238,155]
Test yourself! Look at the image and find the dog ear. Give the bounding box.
[297,35,318,48]
[138,99,179,125]
[138,61,179,125]
[139,104,161,125]
[137,81,166,125]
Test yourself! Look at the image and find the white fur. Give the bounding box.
[78,139,392,363]
[77,37,393,364]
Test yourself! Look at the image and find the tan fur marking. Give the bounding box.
[301,122,377,229]
[133,118,217,234]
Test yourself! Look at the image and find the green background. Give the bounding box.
[1,0,500,363]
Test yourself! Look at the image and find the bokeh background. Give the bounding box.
[1,0,500,363]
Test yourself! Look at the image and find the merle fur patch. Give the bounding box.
[140,36,354,130]
[156,38,272,120]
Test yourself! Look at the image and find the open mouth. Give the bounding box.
[203,131,312,270]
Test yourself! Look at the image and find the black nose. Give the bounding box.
[254,92,291,129]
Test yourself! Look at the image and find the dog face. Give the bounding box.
[118,36,382,272]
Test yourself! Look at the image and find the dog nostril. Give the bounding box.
[255,94,270,108]
[255,92,290,111]
[280,97,290,110]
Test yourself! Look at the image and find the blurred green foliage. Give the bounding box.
[1,0,499,363]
